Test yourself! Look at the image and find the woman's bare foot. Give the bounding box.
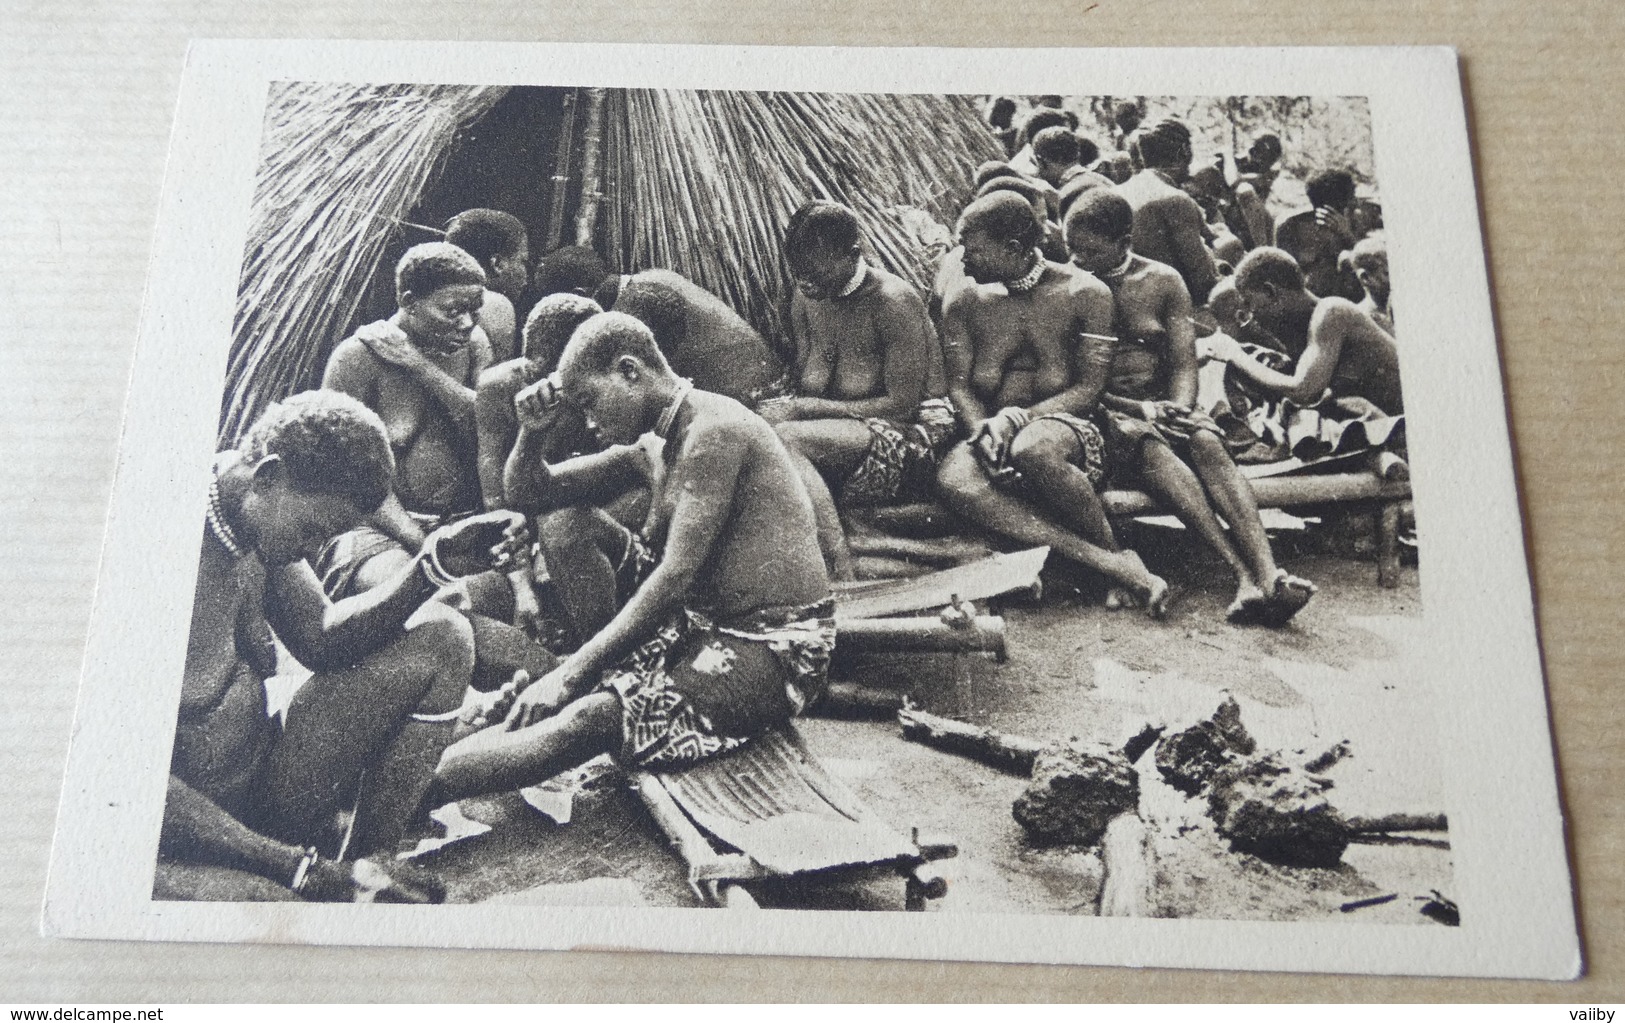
[1112,549,1170,619]
[1143,574,1172,619]
[1256,571,1317,627]
[457,670,532,735]
[1226,580,1269,625]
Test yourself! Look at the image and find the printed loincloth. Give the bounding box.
[601,598,837,770]
[840,397,958,505]
[1095,404,1225,477]
[979,412,1110,492]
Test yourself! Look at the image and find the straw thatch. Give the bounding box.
[602,90,1001,350]
[220,84,997,440]
[220,81,506,442]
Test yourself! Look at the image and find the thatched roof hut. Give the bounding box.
[221,82,1000,442]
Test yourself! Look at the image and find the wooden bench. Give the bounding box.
[853,458,1413,587]
[629,725,957,909]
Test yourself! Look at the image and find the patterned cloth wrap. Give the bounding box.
[601,597,838,770]
[977,411,1110,492]
[1094,329,1225,478]
[841,396,959,506]
[1096,405,1224,476]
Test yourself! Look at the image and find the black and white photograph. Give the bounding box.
[42,41,1576,979]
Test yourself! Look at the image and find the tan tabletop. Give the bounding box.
[1,0,1619,1002]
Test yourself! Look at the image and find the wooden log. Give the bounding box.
[848,501,966,538]
[1368,449,1410,482]
[838,615,1006,657]
[896,706,1043,776]
[1377,500,1403,588]
[1097,812,1151,917]
[1346,812,1448,834]
[847,532,997,567]
[820,680,907,719]
[1103,471,1411,517]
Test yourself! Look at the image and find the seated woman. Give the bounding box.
[1217,247,1403,416]
[1064,190,1316,626]
[433,313,835,797]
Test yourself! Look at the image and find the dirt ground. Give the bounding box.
[421,526,1453,925]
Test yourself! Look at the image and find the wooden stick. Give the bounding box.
[1097,813,1151,917]
[838,615,1006,656]
[543,89,579,254]
[896,706,1044,776]
[1346,812,1448,834]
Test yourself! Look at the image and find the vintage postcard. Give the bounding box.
[42,41,1578,978]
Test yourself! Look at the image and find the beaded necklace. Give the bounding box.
[1004,249,1047,294]
[836,260,869,298]
[1101,250,1135,280]
[206,471,249,558]
[655,379,694,440]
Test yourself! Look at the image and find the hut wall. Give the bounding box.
[222,81,507,443]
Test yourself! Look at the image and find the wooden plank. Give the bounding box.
[656,729,916,876]
[833,547,1048,621]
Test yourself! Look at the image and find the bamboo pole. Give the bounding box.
[573,88,608,248]
[543,89,579,253]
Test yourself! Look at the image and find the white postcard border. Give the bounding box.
[42,40,1578,980]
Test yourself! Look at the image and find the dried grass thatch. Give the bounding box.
[221,81,506,442]
[602,90,1001,349]
[220,84,997,439]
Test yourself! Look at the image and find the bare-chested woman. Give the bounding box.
[1065,189,1315,625]
[445,208,530,365]
[157,391,531,902]
[763,200,953,580]
[319,243,497,604]
[934,192,1168,612]
[433,312,835,794]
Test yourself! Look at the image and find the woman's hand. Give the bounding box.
[427,512,529,576]
[504,661,591,729]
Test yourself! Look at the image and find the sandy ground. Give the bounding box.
[417,526,1452,925]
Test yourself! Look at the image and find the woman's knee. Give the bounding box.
[1187,430,1232,468]
[400,603,476,702]
[773,420,815,453]
[1007,421,1074,478]
[934,444,990,508]
[537,505,624,562]
[565,690,622,738]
